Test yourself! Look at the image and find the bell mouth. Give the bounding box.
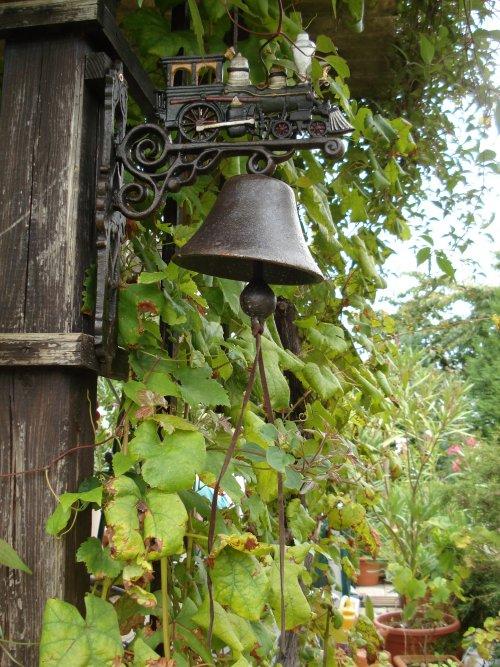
[173,252,324,285]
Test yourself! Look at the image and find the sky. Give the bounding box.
[379,15,500,308]
[379,112,499,308]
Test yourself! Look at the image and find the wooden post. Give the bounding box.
[0,3,154,663]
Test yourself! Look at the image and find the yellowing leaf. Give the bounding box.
[105,476,145,562]
[143,489,188,558]
[40,595,123,666]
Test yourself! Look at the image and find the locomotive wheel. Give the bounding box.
[309,120,327,137]
[270,119,294,139]
[178,102,222,143]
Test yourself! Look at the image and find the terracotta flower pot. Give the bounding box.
[357,557,384,586]
[374,611,460,658]
[356,648,369,667]
[393,655,460,667]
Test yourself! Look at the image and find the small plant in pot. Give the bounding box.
[374,561,463,656]
[367,352,474,657]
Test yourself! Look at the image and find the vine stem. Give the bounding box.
[161,556,171,661]
[323,607,331,667]
[101,577,112,600]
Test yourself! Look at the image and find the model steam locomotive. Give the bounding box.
[155,52,353,143]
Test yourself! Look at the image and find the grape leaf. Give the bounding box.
[192,597,244,654]
[269,548,311,630]
[76,538,122,579]
[39,595,123,666]
[212,547,269,620]
[286,499,316,542]
[137,430,206,492]
[143,489,188,558]
[174,366,230,408]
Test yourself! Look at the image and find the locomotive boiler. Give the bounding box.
[155,52,353,143]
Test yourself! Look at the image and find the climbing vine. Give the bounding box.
[26,1,497,666]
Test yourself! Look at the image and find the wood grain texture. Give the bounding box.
[0,333,99,370]
[0,0,101,30]
[0,34,99,665]
[0,0,156,116]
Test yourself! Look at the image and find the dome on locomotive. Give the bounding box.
[227,53,251,86]
[268,65,287,89]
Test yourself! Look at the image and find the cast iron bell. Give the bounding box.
[173,174,324,285]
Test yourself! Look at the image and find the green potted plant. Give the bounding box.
[367,352,472,655]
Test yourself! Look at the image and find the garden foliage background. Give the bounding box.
[0,1,498,666]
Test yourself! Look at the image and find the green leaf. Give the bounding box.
[212,547,269,621]
[187,0,204,53]
[0,539,32,574]
[436,251,455,278]
[59,486,103,511]
[325,54,350,79]
[45,502,72,536]
[176,625,214,665]
[217,278,243,315]
[266,446,294,473]
[303,363,343,400]
[192,597,244,654]
[40,595,123,666]
[269,549,312,630]
[175,366,230,408]
[286,499,316,542]
[76,538,122,579]
[416,246,431,266]
[153,413,198,433]
[200,450,244,501]
[419,34,435,64]
[477,149,496,163]
[46,484,102,536]
[112,451,136,476]
[316,34,335,53]
[138,430,206,493]
[260,340,290,409]
[132,637,162,665]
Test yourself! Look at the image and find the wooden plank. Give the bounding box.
[0,0,156,116]
[0,334,100,371]
[0,34,99,666]
[0,0,101,30]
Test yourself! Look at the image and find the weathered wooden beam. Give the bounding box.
[0,0,156,116]
[0,333,100,371]
[0,12,137,657]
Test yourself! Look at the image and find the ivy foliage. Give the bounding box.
[35,1,498,665]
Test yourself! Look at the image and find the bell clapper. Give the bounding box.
[240,263,277,335]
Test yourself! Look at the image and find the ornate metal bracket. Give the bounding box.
[114,127,347,220]
[94,62,128,374]
[93,52,354,370]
